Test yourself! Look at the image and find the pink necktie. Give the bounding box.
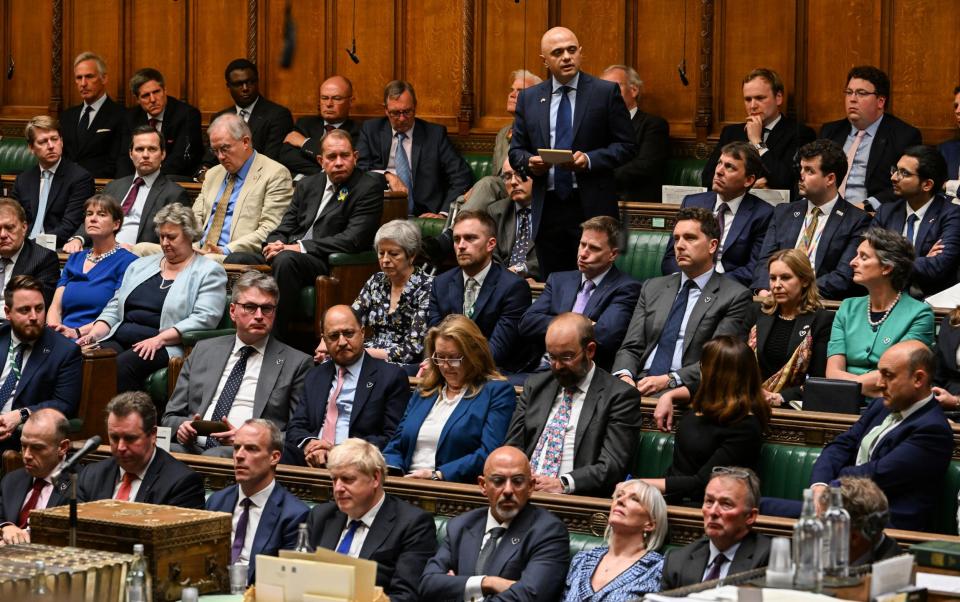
[320,366,347,445]
[839,129,866,197]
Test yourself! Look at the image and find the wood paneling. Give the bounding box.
[127,1,188,101]
[0,0,53,118]
[261,0,327,118]
[402,0,463,125]
[330,0,396,117]
[189,0,249,118]
[63,0,124,106]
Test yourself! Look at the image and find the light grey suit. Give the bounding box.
[161,334,312,456]
[611,270,751,391]
[488,198,540,280]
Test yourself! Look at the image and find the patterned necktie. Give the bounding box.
[121,177,145,215]
[17,478,46,529]
[79,105,94,134]
[148,117,159,130]
[798,207,822,257]
[463,278,479,318]
[115,472,136,501]
[31,171,52,238]
[572,280,595,314]
[475,526,507,575]
[394,132,414,214]
[648,280,697,376]
[839,129,866,197]
[336,519,364,555]
[856,411,903,465]
[508,207,533,269]
[205,346,255,449]
[704,553,728,581]
[530,388,575,477]
[205,174,236,247]
[231,498,254,563]
[320,366,347,445]
[238,109,248,122]
[715,202,730,253]
[554,85,573,200]
[906,214,918,246]
[0,343,25,407]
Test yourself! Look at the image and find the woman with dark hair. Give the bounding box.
[826,227,934,397]
[642,335,770,504]
[931,309,960,409]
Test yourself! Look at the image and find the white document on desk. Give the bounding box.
[870,553,914,599]
[916,571,960,593]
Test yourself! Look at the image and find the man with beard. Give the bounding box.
[420,446,569,602]
[0,276,81,451]
[506,313,641,496]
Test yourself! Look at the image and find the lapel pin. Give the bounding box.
[43,347,50,354]
[929,217,936,223]
[366,382,374,388]
[703,296,712,303]
[539,97,546,104]
[793,211,801,218]
[512,537,521,545]
[836,210,844,216]
[276,358,284,365]
[799,326,810,337]
[883,336,892,345]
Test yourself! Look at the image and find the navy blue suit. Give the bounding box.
[519,266,641,371]
[0,468,69,525]
[809,397,952,531]
[872,195,960,296]
[938,139,960,190]
[11,158,95,247]
[60,96,126,179]
[752,197,871,300]
[281,353,410,465]
[0,324,81,418]
[382,380,516,483]
[205,482,309,583]
[663,191,773,286]
[428,262,532,372]
[420,503,570,602]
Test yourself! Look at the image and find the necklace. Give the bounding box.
[159,278,174,290]
[87,243,120,264]
[867,291,901,331]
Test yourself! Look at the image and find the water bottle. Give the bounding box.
[793,488,823,591]
[31,560,48,596]
[125,543,152,602]
[823,487,850,579]
[293,522,313,553]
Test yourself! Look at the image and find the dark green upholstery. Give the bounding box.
[413,217,447,239]
[433,515,603,556]
[630,430,675,478]
[463,152,495,183]
[758,445,822,500]
[0,138,37,175]
[932,461,960,535]
[615,230,671,281]
[145,367,170,406]
[664,158,707,187]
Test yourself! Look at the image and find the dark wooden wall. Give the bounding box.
[1,0,958,154]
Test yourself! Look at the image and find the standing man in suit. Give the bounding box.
[206,419,309,584]
[506,313,641,496]
[752,140,872,300]
[283,305,409,467]
[520,215,641,371]
[11,116,95,248]
[509,27,635,277]
[613,207,752,398]
[0,409,70,544]
[820,65,922,210]
[78,392,205,508]
[279,75,362,179]
[420,446,569,602]
[63,126,190,253]
[938,86,960,198]
[199,59,294,174]
[307,439,436,602]
[873,146,960,297]
[487,157,540,280]
[661,467,770,589]
[701,68,815,195]
[162,272,311,456]
[357,80,473,218]
[664,142,773,285]
[119,68,204,179]
[601,64,670,202]
[0,276,81,452]
[60,52,125,179]
[0,199,60,312]
[427,210,532,372]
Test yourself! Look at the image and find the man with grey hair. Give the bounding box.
[60,52,126,179]
[601,64,670,201]
[162,271,311,456]
[357,80,472,217]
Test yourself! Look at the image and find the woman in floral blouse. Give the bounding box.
[352,219,433,365]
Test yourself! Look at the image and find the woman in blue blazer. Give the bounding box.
[383,314,516,483]
[78,203,227,394]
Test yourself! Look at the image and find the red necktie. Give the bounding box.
[122,177,145,215]
[115,472,136,501]
[17,478,46,528]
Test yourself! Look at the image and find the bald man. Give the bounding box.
[420,446,569,602]
[509,26,635,277]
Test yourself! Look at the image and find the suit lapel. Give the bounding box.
[724,195,755,251]
[815,201,848,272]
[15,330,53,404]
[230,156,262,237]
[47,168,66,212]
[682,275,717,354]
[321,509,348,550]
[729,533,759,574]
[471,264,500,317]
[252,485,283,558]
[789,313,817,354]
[582,273,610,316]
[437,391,476,452]
[485,507,531,576]
[755,312,773,357]
[685,539,712,584]
[135,450,167,502]
[570,75,590,141]
[865,125,889,183]
[379,122,393,168]
[350,354,377,432]
[301,174,329,233]
[784,204,807,252]
[536,84,552,149]
[410,121,423,179]
[358,495,395,558]
[200,338,235,416]
[574,375,602,457]
[915,197,943,251]
[252,338,285,419]
[651,275,682,338]
[137,177,165,239]
[461,515,486,575]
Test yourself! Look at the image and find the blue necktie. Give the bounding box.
[31,171,52,238]
[554,85,573,200]
[204,346,254,449]
[394,133,414,214]
[508,207,533,269]
[648,279,696,376]
[0,343,25,408]
[906,214,918,246]
[336,519,364,555]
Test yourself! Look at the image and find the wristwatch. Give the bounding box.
[667,373,680,389]
[560,475,572,494]
[753,142,767,151]
[18,408,29,424]
[431,470,443,481]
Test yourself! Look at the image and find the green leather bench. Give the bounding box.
[615,229,671,281]
[433,514,604,556]
[0,137,37,175]
[463,152,496,183]
[664,157,707,188]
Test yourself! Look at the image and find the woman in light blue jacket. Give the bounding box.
[78,203,227,393]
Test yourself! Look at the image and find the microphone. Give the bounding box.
[345,39,360,64]
[50,436,102,480]
[677,59,689,86]
[280,2,296,68]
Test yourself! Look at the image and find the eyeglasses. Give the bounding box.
[211,144,234,156]
[546,349,583,364]
[235,302,276,316]
[499,170,528,184]
[889,166,918,180]
[387,109,414,119]
[844,88,879,99]
[323,329,359,342]
[711,466,753,479]
[227,78,258,89]
[320,95,349,103]
[430,355,464,368]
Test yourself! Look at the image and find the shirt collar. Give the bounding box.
[85,94,108,112]
[391,122,415,139]
[570,362,596,395]
[335,350,365,377]
[681,267,715,290]
[629,106,638,119]
[896,393,934,422]
[708,539,742,564]
[356,490,386,527]
[4,242,24,264]
[581,265,613,288]
[552,72,581,93]
[42,158,62,176]
[809,195,839,215]
[485,508,513,532]
[120,447,157,482]
[137,169,161,186]
[465,260,493,288]
[851,113,884,136]
[239,477,276,508]
[153,109,166,124]
[233,151,257,181]
[905,197,934,222]
[233,334,269,357]
[765,113,782,130]
[236,96,260,115]
[715,193,745,214]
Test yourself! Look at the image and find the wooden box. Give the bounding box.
[30,500,232,601]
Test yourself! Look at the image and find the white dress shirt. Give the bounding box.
[713,193,744,273]
[298,179,337,251]
[199,336,269,445]
[236,97,259,121]
[233,479,276,565]
[79,94,108,127]
[336,491,386,557]
[703,540,742,581]
[0,331,34,412]
[116,169,162,245]
[410,386,466,471]
[531,363,596,493]
[794,196,839,266]
[113,448,158,500]
[902,198,933,246]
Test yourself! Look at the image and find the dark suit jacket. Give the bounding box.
[282,352,410,465]
[427,262,532,371]
[505,368,642,495]
[663,191,774,285]
[935,315,960,395]
[752,197,871,300]
[938,139,960,189]
[0,468,69,525]
[872,194,960,296]
[661,531,771,590]
[420,503,570,602]
[202,97,294,167]
[820,113,922,206]
[357,117,472,215]
[77,447,205,508]
[611,270,752,390]
[308,494,437,602]
[509,72,636,236]
[487,198,540,280]
[12,159,95,247]
[205,482,309,583]
[615,109,670,201]
[9,238,61,308]
[120,96,204,178]
[701,115,816,194]
[60,96,126,178]
[809,397,952,530]
[519,266,641,371]
[278,117,363,177]
[264,169,384,262]
[382,380,516,484]
[0,324,81,416]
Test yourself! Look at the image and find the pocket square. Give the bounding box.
[95,128,112,133]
